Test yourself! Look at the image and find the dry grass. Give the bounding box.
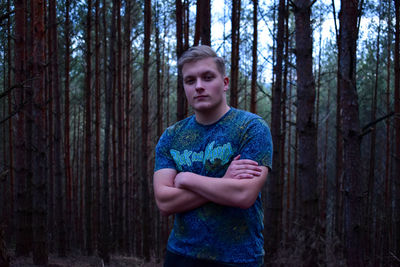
[9,254,163,267]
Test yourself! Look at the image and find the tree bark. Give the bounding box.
[176,0,186,121]
[49,0,66,256]
[31,0,48,263]
[294,0,319,264]
[265,0,284,259]
[332,0,344,239]
[99,0,114,263]
[84,0,93,255]
[194,0,211,46]
[230,0,241,108]
[116,0,125,251]
[142,0,151,261]
[14,0,30,257]
[250,0,258,113]
[394,0,400,258]
[64,0,73,251]
[6,0,13,242]
[339,0,364,264]
[94,0,101,251]
[124,0,132,254]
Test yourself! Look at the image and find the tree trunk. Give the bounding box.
[64,0,73,251]
[194,0,211,46]
[332,0,344,239]
[230,0,241,108]
[394,0,400,258]
[49,0,66,256]
[176,0,186,121]
[367,8,381,258]
[142,0,151,261]
[6,0,13,243]
[124,0,132,254]
[99,0,114,263]
[14,0,30,257]
[384,0,392,260]
[339,0,364,265]
[250,0,258,113]
[94,0,101,251]
[84,0,93,255]
[265,0,284,260]
[31,0,48,263]
[116,0,125,251]
[156,2,163,139]
[294,0,319,264]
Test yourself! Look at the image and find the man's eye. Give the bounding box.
[185,79,195,84]
[204,75,214,81]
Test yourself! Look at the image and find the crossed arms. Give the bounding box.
[153,155,269,216]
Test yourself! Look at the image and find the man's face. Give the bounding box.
[182,57,229,113]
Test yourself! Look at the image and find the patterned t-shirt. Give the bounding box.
[155,108,273,266]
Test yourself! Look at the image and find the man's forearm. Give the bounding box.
[155,184,208,216]
[154,168,209,216]
[175,168,268,209]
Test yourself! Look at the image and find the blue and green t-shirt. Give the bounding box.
[155,108,273,266]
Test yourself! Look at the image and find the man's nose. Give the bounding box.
[195,79,204,90]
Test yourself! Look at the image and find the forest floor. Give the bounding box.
[9,253,163,267]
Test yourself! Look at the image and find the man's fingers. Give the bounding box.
[234,159,259,166]
[233,164,262,172]
[233,155,241,161]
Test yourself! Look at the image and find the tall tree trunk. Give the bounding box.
[6,0,14,242]
[94,0,101,251]
[294,0,319,264]
[176,0,186,121]
[339,0,364,265]
[14,0,30,257]
[285,35,293,241]
[99,0,114,263]
[31,0,48,263]
[64,0,73,251]
[156,2,163,139]
[384,0,392,259]
[250,0,258,113]
[84,0,93,255]
[124,0,132,254]
[367,7,381,258]
[46,3,55,249]
[394,0,400,258]
[265,0,284,260]
[230,0,241,108]
[194,0,211,46]
[116,0,125,251]
[142,0,151,261]
[332,0,344,239]
[49,0,66,256]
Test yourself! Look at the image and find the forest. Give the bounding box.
[0,0,399,266]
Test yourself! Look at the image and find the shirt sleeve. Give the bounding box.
[238,118,273,170]
[154,128,177,172]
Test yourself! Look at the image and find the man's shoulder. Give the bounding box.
[164,115,195,135]
[229,108,267,126]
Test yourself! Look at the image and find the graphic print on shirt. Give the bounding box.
[170,141,234,171]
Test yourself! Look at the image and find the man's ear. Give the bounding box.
[223,76,229,92]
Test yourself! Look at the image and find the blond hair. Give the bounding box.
[178,45,226,76]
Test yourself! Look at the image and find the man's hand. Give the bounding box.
[174,172,187,189]
[222,155,262,179]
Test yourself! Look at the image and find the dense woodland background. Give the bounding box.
[0,0,400,266]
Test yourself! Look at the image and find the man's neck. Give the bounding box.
[195,105,231,125]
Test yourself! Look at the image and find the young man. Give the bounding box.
[153,45,273,267]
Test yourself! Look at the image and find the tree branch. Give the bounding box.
[360,112,395,138]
